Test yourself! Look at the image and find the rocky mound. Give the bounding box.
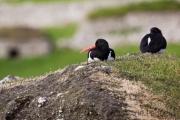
[0,62,173,120]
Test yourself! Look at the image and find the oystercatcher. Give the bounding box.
[140,27,167,54]
[81,39,115,62]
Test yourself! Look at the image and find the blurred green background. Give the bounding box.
[0,0,180,79]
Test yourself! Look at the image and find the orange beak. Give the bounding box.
[80,45,96,53]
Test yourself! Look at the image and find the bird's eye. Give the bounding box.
[98,41,100,44]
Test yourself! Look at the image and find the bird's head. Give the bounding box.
[150,27,162,35]
[95,39,109,50]
[80,38,109,53]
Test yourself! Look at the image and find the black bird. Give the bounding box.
[81,39,115,62]
[140,27,167,54]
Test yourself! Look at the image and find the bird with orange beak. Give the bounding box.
[81,39,115,63]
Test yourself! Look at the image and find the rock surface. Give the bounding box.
[0,75,20,85]
[0,62,174,120]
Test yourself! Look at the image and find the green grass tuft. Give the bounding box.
[88,1,180,19]
[109,53,180,118]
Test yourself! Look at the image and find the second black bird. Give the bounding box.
[140,27,167,54]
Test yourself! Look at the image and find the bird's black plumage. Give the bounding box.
[88,39,109,61]
[140,27,167,54]
[84,39,115,62]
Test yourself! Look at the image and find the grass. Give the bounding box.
[88,1,180,19]
[42,23,78,42]
[0,23,79,79]
[165,43,180,56]
[115,43,180,57]
[109,53,180,118]
[0,43,179,79]
[0,49,86,79]
[114,44,139,56]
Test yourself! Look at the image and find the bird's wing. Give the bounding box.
[148,34,167,53]
[140,34,151,53]
[89,49,104,61]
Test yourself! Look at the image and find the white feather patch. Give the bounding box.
[148,37,151,45]
[107,51,114,61]
[156,49,166,54]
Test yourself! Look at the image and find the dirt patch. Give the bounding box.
[0,62,174,119]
